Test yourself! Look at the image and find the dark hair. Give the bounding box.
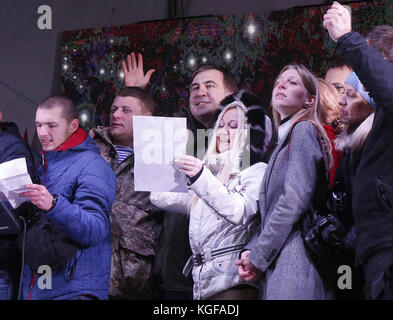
[326,57,353,72]
[367,25,393,63]
[116,87,155,114]
[38,95,78,123]
[191,64,238,93]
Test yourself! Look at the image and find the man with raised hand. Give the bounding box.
[324,2,393,300]
[122,53,238,147]
[20,96,116,300]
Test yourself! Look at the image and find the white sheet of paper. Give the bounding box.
[133,116,188,192]
[0,158,33,208]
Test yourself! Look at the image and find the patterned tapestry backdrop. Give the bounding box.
[61,0,392,129]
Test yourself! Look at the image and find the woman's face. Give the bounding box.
[272,68,309,119]
[216,107,239,154]
[338,83,374,131]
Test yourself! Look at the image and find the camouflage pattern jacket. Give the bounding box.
[93,127,162,299]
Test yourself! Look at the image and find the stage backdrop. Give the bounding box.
[60,0,393,129]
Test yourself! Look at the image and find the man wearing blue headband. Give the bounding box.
[324,2,393,300]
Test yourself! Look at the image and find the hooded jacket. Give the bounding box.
[151,95,269,299]
[21,128,116,300]
[217,90,273,164]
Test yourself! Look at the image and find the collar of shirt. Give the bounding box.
[114,145,134,164]
[278,118,292,141]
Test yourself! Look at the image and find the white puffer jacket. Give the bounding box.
[150,161,266,299]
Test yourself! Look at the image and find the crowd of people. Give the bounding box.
[0,2,392,300]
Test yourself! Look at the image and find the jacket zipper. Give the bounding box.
[41,153,48,185]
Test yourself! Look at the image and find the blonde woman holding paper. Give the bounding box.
[150,91,270,300]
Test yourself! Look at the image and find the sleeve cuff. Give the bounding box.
[337,31,355,46]
[187,166,204,185]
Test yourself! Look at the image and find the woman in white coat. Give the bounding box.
[150,91,270,300]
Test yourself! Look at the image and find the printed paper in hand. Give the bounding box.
[0,158,33,208]
[133,116,188,192]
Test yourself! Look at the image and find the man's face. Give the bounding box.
[36,106,75,151]
[325,66,352,96]
[189,69,231,126]
[110,96,150,146]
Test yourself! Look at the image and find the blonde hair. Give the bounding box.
[204,104,248,184]
[188,103,248,210]
[317,78,344,134]
[272,64,333,170]
[335,112,375,152]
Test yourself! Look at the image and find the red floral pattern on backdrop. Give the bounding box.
[60,1,393,129]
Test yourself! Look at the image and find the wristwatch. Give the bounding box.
[48,194,58,211]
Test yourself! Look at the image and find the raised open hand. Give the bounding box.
[122,52,155,89]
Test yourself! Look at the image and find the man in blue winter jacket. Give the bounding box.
[20,95,116,300]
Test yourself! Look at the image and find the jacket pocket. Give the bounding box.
[212,252,239,276]
[112,237,156,297]
[377,177,393,212]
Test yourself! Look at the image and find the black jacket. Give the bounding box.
[337,32,393,264]
[174,107,214,158]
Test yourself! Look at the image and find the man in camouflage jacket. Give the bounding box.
[92,87,162,299]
